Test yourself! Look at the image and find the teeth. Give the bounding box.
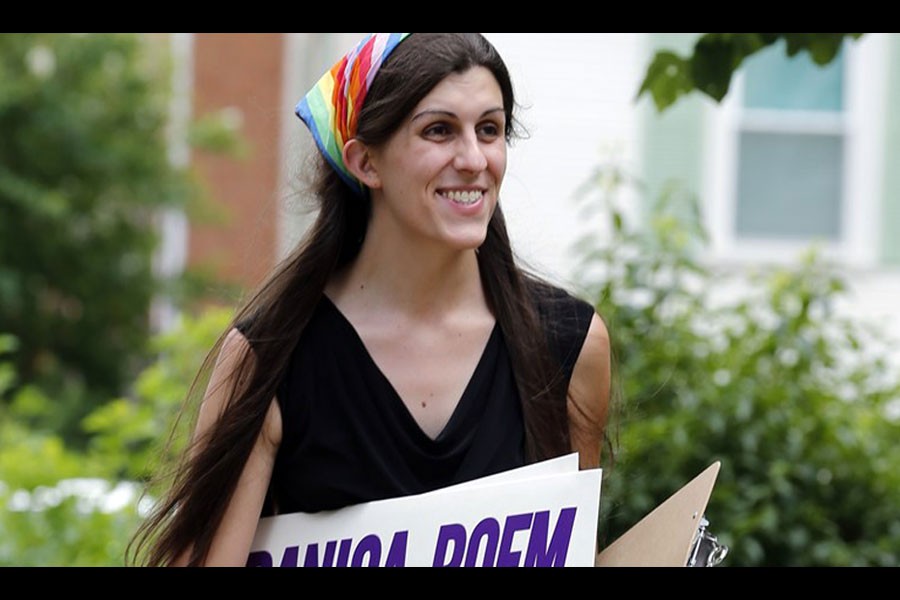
[442,190,483,205]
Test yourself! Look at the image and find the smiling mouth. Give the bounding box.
[439,189,484,206]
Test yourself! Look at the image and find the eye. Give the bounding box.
[477,120,503,140]
[422,122,453,139]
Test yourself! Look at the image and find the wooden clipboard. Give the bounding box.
[596,461,721,567]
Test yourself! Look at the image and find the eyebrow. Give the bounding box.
[410,107,505,123]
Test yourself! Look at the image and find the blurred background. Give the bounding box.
[1,33,898,566]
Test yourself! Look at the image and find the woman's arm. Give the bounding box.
[177,327,283,566]
[566,312,611,470]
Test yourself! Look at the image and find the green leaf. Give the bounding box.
[637,51,693,112]
[638,33,867,112]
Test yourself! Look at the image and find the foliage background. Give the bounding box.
[0,308,229,565]
[0,33,200,443]
[0,33,233,566]
[576,166,900,566]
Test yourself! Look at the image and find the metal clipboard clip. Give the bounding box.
[687,515,729,567]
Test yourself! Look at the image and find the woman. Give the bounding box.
[129,32,611,567]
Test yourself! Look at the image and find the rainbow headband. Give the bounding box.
[296,33,412,195]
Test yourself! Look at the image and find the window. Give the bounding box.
[704,35,887,267]
[735,40,845,242]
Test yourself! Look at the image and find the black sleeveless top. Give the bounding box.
[255,283,594,516]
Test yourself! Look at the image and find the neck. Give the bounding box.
[328,231,487,321]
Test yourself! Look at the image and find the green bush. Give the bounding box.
[0,307,232,566]
[83,307,232,484]
[0,479,145,567]
[0,33,201,442]
[575,168,900,566]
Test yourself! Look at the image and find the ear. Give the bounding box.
[342,139,382,190]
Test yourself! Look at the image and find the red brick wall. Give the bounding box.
[189,33,284,293]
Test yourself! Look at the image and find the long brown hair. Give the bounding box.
[128,33,581,567]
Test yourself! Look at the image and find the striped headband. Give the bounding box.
[296,33,412,195]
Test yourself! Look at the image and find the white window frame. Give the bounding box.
[702,34,888,269]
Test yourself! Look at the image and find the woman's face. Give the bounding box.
[365,66,507,252]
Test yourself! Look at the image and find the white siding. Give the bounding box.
[484,33,645,288]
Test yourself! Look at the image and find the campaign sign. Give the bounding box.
[248,456,602,567]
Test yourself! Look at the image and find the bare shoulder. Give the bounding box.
[198,327,282,448]
[576,313,610,379]
[199,328,252,419]
[567,312,611,468]
[569,312,611,418]
[219,326,253,365]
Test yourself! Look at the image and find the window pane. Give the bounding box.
[735,131,843,240]
[743,40,844,112]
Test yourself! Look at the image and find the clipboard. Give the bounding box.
[596,461,722,567]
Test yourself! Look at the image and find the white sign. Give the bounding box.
[248,454,601,567]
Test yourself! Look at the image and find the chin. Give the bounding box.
[443,226,489,252]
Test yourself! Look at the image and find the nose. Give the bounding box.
[453,131,488,173]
